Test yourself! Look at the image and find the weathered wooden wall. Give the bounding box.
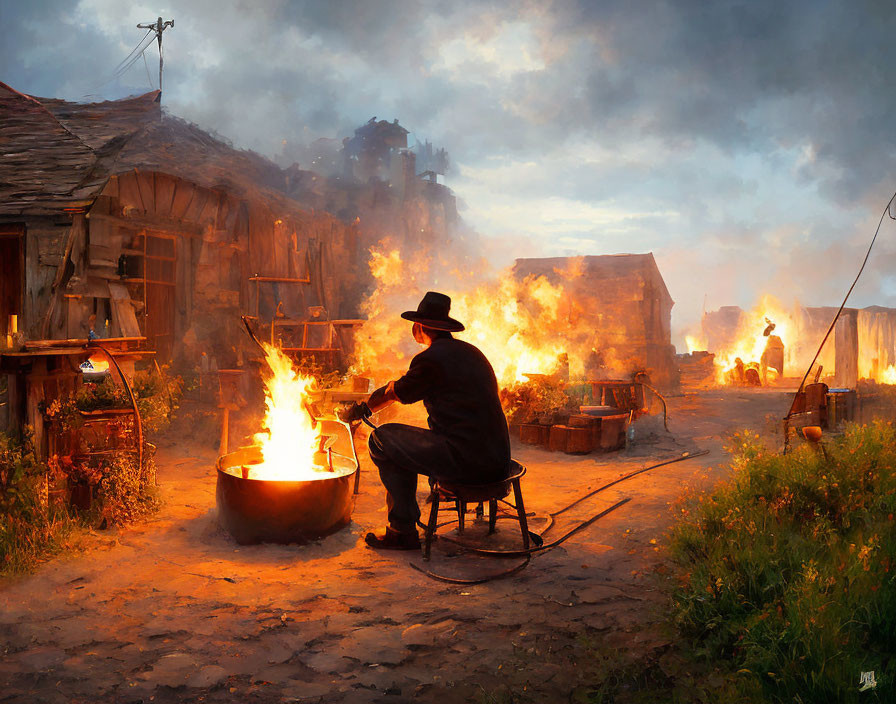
[857,307,896,379]
[28,170,364,368]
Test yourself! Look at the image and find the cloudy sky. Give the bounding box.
[4,0,896,344]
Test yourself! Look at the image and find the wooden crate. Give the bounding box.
[520,423,549,446]
[549,424,595,454]
[548,425,568,452]
[568,413,597,428]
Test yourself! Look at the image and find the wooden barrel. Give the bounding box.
[598,413,628,451]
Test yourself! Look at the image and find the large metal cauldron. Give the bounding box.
[216,419,360,545]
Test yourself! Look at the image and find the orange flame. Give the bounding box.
[351,243,646,389]
[711,296,793,384]
[685,335,705,353]
[352,242,427,380]
[452,272,568,385]
[248,344,338,481]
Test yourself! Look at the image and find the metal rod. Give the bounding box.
[248,276,311,283]
[241,315,267,354]
[87,343,144,476]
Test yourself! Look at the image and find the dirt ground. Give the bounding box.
[0,388,795,703]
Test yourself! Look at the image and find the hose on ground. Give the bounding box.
[409,449,708,583]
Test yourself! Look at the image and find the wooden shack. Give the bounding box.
[0,81,363,369]
[0,82,371,446]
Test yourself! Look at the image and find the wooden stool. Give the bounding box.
[423,461,529,561]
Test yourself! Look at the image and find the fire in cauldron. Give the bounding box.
[216,344,359,545]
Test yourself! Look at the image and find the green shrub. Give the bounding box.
[45,366,185,435]
[0,431,78,574]
[500,376,570,424]
[668,423,896,702]
[74,377,130,411]
[1,430,161,574]
[131,366,184,433]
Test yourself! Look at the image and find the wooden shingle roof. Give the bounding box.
[0,82,99,213]
[0,83,309,216]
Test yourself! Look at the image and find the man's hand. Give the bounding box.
[338,401,372,423]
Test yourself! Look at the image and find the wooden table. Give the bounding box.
[586,379,647,417]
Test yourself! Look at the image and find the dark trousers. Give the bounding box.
[368,423,477,533]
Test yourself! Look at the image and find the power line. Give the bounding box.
[83,29,157,97]
[112,29,153,75]
[142,49,155,90]
[111,36,155,82]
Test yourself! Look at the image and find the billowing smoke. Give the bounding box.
[6,0,896,345]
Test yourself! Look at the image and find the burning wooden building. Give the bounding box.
[699,301,896,388]
[511,254,678,389]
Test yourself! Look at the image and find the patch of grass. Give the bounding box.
[93,448,160,525]
[572,651,731,703]
[667,422,896,703]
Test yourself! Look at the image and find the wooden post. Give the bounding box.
[136,17,174,93]
[219,407,229,456]
[834,310,859,389]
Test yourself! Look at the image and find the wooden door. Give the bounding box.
[0,224,24,337]
[143,231,177,362]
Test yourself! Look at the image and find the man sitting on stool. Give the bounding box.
[340,291,511,550]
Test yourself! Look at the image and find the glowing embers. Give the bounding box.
[249,343,351,481]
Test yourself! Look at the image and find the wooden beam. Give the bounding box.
[249,276,311,283]
[87,211,203,237]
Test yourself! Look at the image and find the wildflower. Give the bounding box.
[802,562,819,583]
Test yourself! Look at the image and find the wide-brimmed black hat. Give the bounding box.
[401,291,465,332]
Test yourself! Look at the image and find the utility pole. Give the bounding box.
[137,17,174,93]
